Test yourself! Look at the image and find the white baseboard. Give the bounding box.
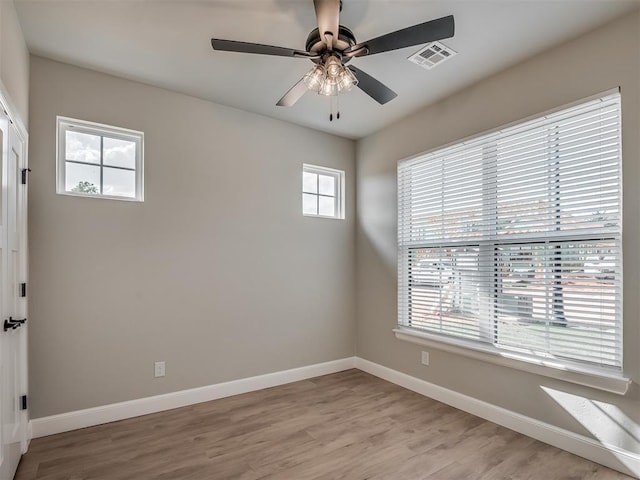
[30,357,356,439]
[354,357,640,479]
[28,355,640,479]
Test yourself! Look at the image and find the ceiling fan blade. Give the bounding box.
[344,15,454,57]
[211,39,316,58]
[276,78,309,107]
[349,66,397,105]
[313,0,341,48]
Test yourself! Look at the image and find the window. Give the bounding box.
[57,117,144,201]
[397,91,622,377]
[302,164,344,219]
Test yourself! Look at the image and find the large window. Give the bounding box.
[57,117,144,201]
[397,92,622,376]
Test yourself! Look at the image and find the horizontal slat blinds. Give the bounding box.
[398,92,622,371]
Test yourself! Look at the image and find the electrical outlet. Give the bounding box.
[421,351,430,366]
[154,361,165,378]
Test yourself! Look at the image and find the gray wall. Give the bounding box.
[0,0,29,126]
[28,56,355,418]
[356,10,640,459]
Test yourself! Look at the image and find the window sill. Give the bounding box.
[393,327,631,395]
[57,190,143,202]
[302,213,344,220]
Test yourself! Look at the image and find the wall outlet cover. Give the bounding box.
[421,351,430,366]
[154,361,166,378]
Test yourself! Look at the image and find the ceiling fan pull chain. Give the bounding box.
[328,96,341,122]
[329,96,335,121]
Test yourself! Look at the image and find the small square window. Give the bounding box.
[302,164,344,219]
[57,117,144,201]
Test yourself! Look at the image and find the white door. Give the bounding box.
[0,109,28,480]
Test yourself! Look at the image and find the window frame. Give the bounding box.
[56,116,144,202]
[395,88,630,394]
[302,164,345,219]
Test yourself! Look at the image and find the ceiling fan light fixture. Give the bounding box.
[311,54,357,97]
[303,64,325,92]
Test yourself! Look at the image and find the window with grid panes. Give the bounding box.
[302,164,344,219]
[57,117,144,201]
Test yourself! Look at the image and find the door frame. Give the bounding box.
[0,79,29,455]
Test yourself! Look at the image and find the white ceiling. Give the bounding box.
[14,0,640,139]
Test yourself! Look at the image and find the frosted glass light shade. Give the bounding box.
[325,56,342,79]
[304,65,325,93]
[319,77,339,96]
[337,67,358,92]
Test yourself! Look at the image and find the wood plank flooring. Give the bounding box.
[15,369,632,480]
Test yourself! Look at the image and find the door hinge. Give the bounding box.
[19,283,26,297]
[21,168,31,185]
[20,395,27,411]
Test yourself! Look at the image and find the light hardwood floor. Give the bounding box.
[15,369,632,479]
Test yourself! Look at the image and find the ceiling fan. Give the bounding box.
[211,0,455,109]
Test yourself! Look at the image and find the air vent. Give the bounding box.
[408,41,457,70]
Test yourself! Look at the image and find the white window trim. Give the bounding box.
[394,327,630,395]
[56,116,144,202]
[395,88,628,394]
[302,164,345,219]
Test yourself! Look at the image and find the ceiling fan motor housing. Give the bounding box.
[305,26,357,64]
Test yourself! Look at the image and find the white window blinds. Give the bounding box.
[398,92,622,373]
